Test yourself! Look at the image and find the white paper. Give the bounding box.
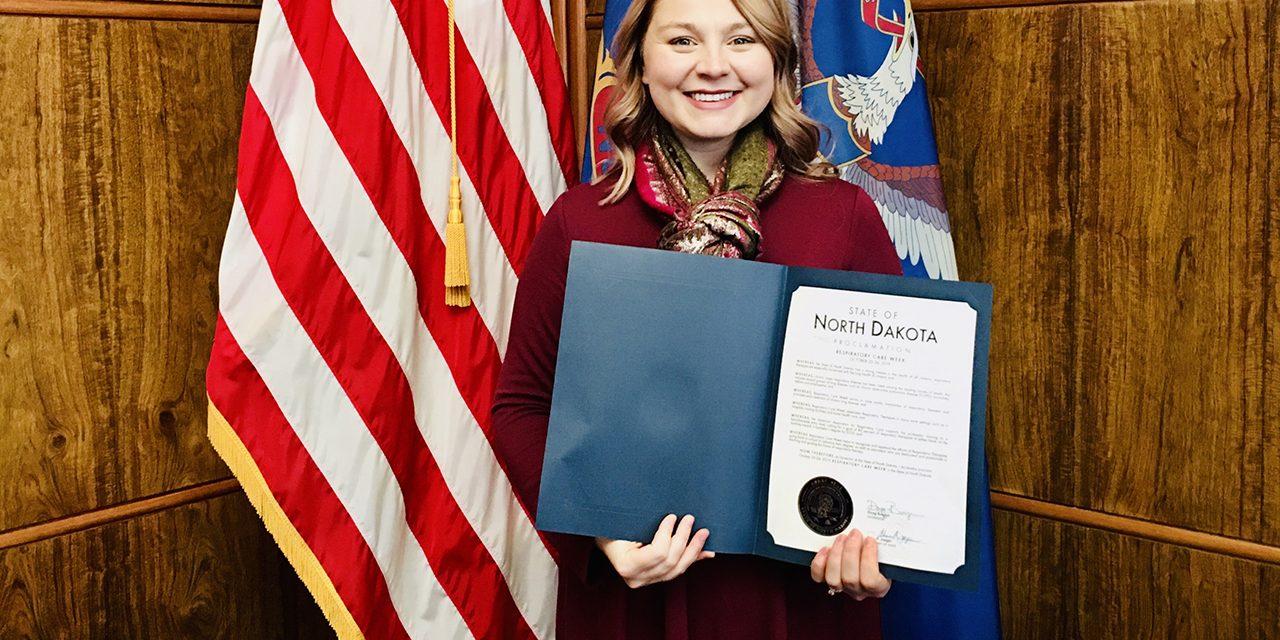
[766,286,977,574]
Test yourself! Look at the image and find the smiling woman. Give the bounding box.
[489,0,903,637]
[597,0,835,204]
[639,4,775,170]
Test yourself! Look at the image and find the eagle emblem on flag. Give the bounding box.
[800,0,957,280]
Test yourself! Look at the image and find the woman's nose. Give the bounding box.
[694,46,729,77]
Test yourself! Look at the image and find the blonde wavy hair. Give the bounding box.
[596,0,836,204]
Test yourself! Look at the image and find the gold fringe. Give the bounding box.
[444,174,471,307]
[207,401,365,640]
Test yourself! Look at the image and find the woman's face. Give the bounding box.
[641,0,775,149]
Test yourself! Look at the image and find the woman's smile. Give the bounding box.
[684,90,743,109]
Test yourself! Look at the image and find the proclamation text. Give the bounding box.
[765,286,977,573]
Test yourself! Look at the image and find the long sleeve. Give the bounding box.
[490,197,597,584]
[847,187,906,277]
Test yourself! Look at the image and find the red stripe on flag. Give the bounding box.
[235,87,537,640]
[392,0,545,273]
[499,0,576,182]
[275,0,511,444]
[207,319,411,640]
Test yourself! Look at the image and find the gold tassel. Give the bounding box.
[444,175,470,307]
[443,0,471,307]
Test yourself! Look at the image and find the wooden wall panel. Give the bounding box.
[1073,0,1273,545]
[0,493,334,639]
[916,3,1083,507]
[918,0,1279,544]
[1266,0,1280,553]
[995,510,1280,639]
[0,16,254,532]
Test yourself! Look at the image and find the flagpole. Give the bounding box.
[444,0,471,307]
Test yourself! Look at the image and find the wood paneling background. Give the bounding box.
[0,15,249,533]
[917,0,1279,548]
[0,6,336,639]
[0,0,1275,637]
[1,493,332,638]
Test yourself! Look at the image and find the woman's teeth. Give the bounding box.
[689,91,736,102]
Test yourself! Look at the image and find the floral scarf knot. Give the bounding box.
[635,122,785,260]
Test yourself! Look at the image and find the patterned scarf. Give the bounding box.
[634,122,786,259]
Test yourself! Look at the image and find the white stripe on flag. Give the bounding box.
[332,0,522,354]
[219,198,473,640]
[254,6,559,637]
[454,0,567,213]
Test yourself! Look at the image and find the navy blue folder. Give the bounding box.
[537,242,992,591]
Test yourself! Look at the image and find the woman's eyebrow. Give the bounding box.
[655,21,700,32]
[654,21,752,33]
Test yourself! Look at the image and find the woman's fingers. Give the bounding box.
[841,530,865,597]
[668,527,710,577]
[824,534,845,590]
[650,514,677,548]
[663,515,696,570]
[809,546,829,583]
[640,514,679,570]
[859,536,892,597]
[621,515,715,587]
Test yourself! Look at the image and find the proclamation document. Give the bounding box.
[766,287,978,574]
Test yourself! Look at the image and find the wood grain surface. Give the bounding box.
[1071,0,1274,547]
[996,509,1280,639]
[1266,0,1280,559]
[916,0,1083,509]
[0,479,239,551]
[0,492,334,640]
[0,16,254,532]
[0,0,261,11]
[918,0,1279,545]
[0,1,260,22]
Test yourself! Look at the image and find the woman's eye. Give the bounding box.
[730,36,756,46]
[670,37,695,47]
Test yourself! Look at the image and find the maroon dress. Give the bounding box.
[490,175,904,640]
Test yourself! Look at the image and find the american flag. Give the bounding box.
[205,0,574,637]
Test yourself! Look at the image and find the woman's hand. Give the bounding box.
[809,529,892,600]
[595,514,715,589]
